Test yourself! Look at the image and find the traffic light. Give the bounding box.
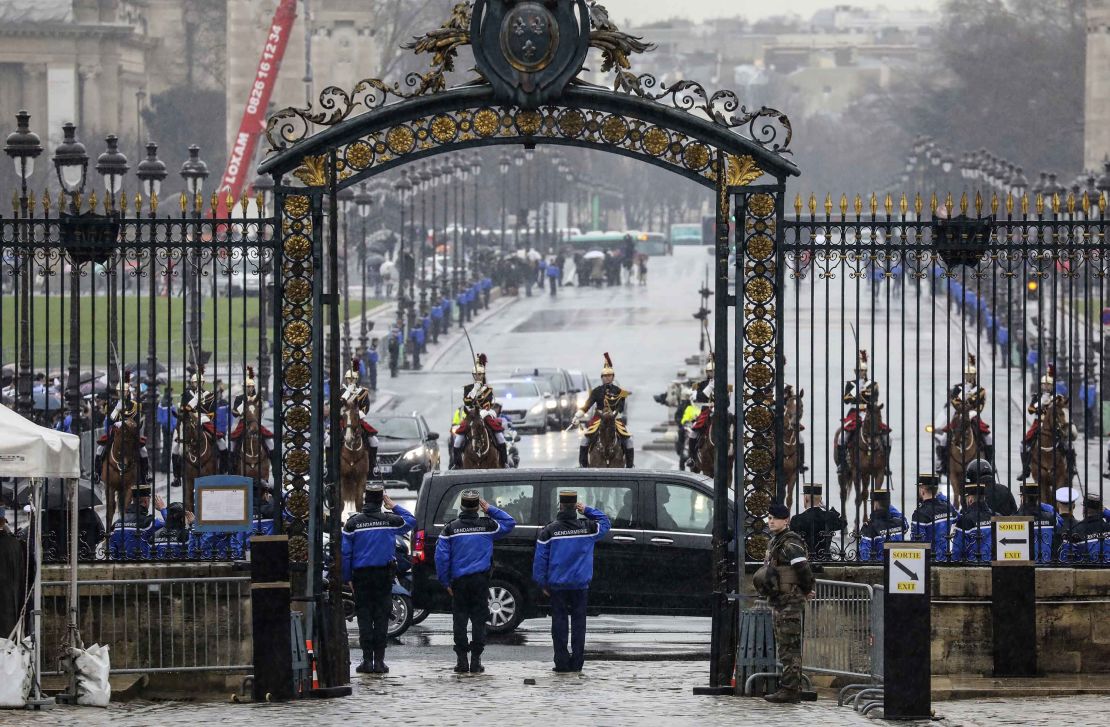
[1025,276,1039,300]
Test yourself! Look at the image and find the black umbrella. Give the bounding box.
[15,478,103,510]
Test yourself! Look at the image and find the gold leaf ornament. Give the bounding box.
[727,154,763,186]
[292,155,328,187]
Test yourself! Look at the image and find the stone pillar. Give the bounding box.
[78,63,103,134]
[1085,0,1110,169]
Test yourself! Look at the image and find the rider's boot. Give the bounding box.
[171,454,182,488]
[218,449,229,474]
[983,444,995,464]
[578,446,589,469]
[1066,448,1079,481]
[368,447,379,475]
[686,437,700,473]
[799,442,808,473]
[935,444,947,475]
[92,454,102,482]
[451,447,463,470]
[496,443,508,468]
[834,442,849,478]
[140,456,151,485]
[1016,443,1032,481]
[624,447,635,469]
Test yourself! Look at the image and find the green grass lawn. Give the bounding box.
[0,294,384,370]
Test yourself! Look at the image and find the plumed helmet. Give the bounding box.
[120,369,132,396]
[1040,364,1055,386]
[601,352,615,377]
[244,366,256,390]
[473,353,487,377]
[964,354,977,378]
[704,353,714,376]
[857,349,869,378]
[346,358,360,384]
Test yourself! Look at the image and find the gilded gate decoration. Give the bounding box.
[257,0,799,691]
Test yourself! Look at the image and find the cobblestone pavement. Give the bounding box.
[3,659,1103,727]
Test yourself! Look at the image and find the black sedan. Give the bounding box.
[365,413,441,490]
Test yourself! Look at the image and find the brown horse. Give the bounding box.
[101,417,141,539]
[836,405,890,531]
[945,407,986,503]
[587,410,626,468]
[236,398,270,487]
[181,410,218,513]
[783,389,805,510]
[695,408,735,484]
[339,397,371,517]
[1031,396,1071,504]
[460,405,501,469]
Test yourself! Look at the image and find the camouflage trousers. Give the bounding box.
[772,599,804,690]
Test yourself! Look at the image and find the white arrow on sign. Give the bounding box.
[888,548,926,594]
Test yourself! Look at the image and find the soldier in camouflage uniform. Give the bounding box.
[757,502,816,703]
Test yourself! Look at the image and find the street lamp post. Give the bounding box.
[515,150,525,255]
[96,136,129,393]
[4,111,44,418]
[180,146,209,370]
[471,153,482,288]
[253,172,275,400]
[53,125,88,430]
[456,159,468,317]
[337,185,355,366]
[499,154,510,254]
[354,183,373,353]
[136,142,167,462]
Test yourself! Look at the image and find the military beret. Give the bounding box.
[768,503,790,519]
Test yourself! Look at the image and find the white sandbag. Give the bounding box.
[71,643,111,707]
[0,637,32,708]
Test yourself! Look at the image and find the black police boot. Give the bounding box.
[373,648,389,674]
[355,659,373,674]
[578,446,589,469]
[453,647,469,674]
[497,442,508,468]
[624,447,634,469]
[469,646,484,674]
[171,454,182,488]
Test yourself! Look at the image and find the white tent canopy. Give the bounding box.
[0,403,80,479]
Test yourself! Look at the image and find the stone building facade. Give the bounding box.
[1086,0,1110,170]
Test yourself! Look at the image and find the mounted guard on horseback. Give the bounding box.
[172,367,228,486]
[229,367,274,478]
[1016,364,1077,483]
[94,370,151,487]
[834,350,890,478]
[934,354,993,473]
[451,353,508,469]
[339,358,380,472]
[574,352,633,468]
[686,354,716,473]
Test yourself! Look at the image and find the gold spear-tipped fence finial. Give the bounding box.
[1005,193,1013,215]
[869,192,877,217]
[913,193,923,216]
[1101,192,1109,214]
[179,192,187,213]
[1051,192,1060,214]
[87,191,98,212]
[945,192,953,212]
[119,191,128,215]
[74,192,83,212]
[226,191,236,215]
[899,192,908,216]
[884,192,893,216]
[929,192,937,215]
[839,194,848,217]
[808,193,817,216]
[824,193,833,217]
[42,190,51,215]
[990,193,999,215]
[853,194,863,217]
[255,191,265,215]
[959,192,968,216]
[27,191,36,215]
[194,191,203,214]
[239,194,249,216]
[1021,193,1029,215]
[151,191,159,214]
[1066,192,1076,214]
[1035,194,1044,215]
[133,193,142,214]
[793,193,802,216]
[209,192,219,215]
[1082,192,1091,214]
[974,190,982,215]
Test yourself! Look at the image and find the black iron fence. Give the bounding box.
[762,192,1110,564]
[0,192,279,562]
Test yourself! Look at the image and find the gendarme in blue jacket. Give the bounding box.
[533,506,611,591]
[341,503,416,582]
[910,495,957,561]
[435,505,515,585]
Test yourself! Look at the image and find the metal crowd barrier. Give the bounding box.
[40,577,252,675]
[802,579,884,683]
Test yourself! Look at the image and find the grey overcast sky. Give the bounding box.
[601,0,939,24]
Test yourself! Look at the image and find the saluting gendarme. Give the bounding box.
[434,489,516,674]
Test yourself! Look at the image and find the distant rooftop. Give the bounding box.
[0,0,73,24]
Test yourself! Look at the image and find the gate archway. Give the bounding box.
[262,0,797,691]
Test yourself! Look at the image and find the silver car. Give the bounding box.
[488,378,551,434]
